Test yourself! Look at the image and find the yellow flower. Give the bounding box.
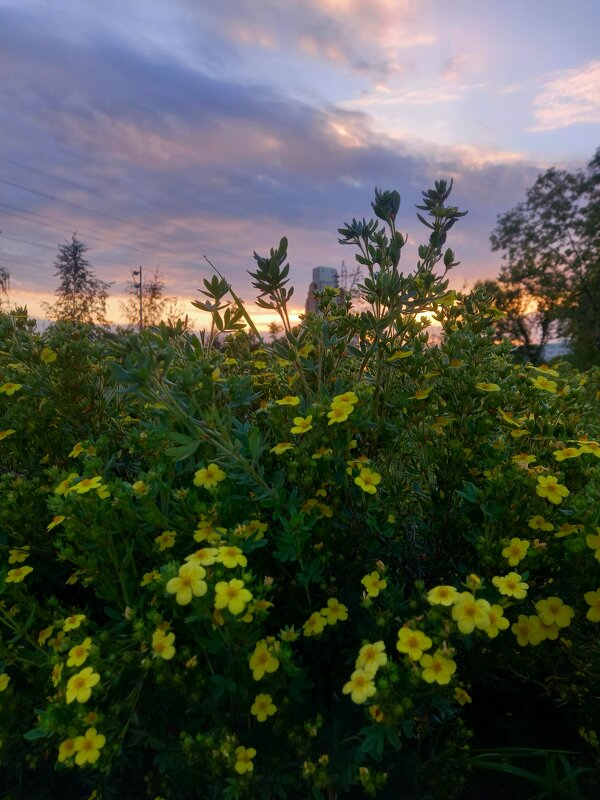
[311,446,333,459]
[68,442,85,458]
[486,605,510,638]
[279,626,300,642]
[397,628,433,661]
[72,476,103,494]
[511,453,536,468]
[270,442,295,454]
[0,673,10,692]
[155,530,176,551]
[249,641,279,680]
[528,515,554,531]
[420,651,457,685]
[553,447,582,461]
[427,585,459,606]
[152,628,176,660]
[47,515,66,531]
[354,467,381,494]
[327,405,353,425]
[535,597,575,628]
[454,687,472,705]
[217,545,248,568]
[251,693,277,722]
[332,391,358,407]
[584,589,600,622]
[8,545,30,564]
[537,620,560,641]
[243,519,268,539]
[530,376,557,393]
[411,387,432,400]
[73,728,106,766]
[57,738,76,763]
[512,614,542,646]
[577,440,600,457]
[361,571,387,597]
[554,523,581,538]
[466,574,481,591]
[355,641,387,674]
[502,538,530,567]
[476,382,501,392]
[66,667,100,704]
[214,579,253,615]
[275,395,300,406]
[234,745,256,774]
[0,428,16,441]
[342,669,376,704]
[297,343,314,358]
[290,415,312,435]
[41,347,57,364]
[492,572,528,599]
[0,382,22,395]
[67,637,93,667]
[166,563,208,605]
[132,480,148,495]
[320,598,348,625]
[510,429,529,439]
[498,409,522,427]
[6,565,33,583]
[185,547,219,566]
[586,531,600,554]
[193,463,226,490]
[451,592,491,633]
[51,663,63,687]
[536,475,569,505]
[388,347,413,361]
[140,570,160,586]
[528,364,559,377]
[38,626,54,645]
[303,611,327,637]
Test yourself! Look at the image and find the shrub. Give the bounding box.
[1,184,600,799]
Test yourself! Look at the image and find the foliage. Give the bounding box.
[490,148,600,368]
[1,183,600,799]
[43,235,111,325]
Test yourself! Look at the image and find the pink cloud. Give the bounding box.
[529,60,600,131]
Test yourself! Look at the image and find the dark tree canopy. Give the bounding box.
[43,235,111,325]
[490,148,600,367]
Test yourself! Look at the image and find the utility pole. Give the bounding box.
[132,266,143,331]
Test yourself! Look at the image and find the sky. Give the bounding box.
[0,0,599,329]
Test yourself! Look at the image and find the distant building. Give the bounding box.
[305,266,339,313]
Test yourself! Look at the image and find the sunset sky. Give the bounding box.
[1,0,599,328]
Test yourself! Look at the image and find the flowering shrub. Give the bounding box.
[1,183,600,798]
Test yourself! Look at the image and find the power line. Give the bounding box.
[0,203,239,272]
[0,203,162,257]
[0,176,248,263]
[1,233,130,268]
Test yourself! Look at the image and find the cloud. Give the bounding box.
[529,60,600,131]
[0,1,551,324]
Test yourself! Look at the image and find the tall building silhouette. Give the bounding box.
[305,266,339,313]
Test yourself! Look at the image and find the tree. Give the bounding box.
[120,267,177,328]
[43,235,110,325]
[490,148,600,367]
[0,266,9,306]
[472,278,555,363]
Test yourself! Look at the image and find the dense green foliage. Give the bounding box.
[1,184,600,799]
